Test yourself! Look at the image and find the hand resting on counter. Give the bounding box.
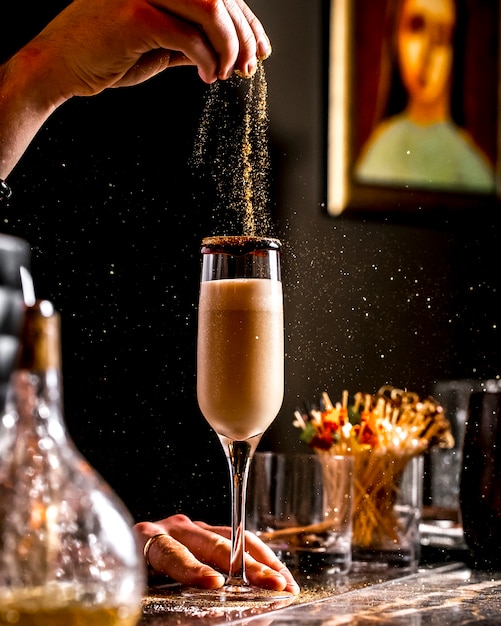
[134,514,300,594]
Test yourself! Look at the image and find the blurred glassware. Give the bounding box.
[0,233,31,412]
[247,452,353,575]
[460,390,501,570]
[427,379,501,554]
[351,454,423,571]
[0,300,145,624]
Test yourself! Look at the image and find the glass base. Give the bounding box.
[181,584,294,603]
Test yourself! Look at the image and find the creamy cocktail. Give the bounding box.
[195,235,287,601]
[197,277,283,441]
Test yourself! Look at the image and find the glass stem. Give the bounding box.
[226,439,252,586]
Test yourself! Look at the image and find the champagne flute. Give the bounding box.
[196,235,287,601]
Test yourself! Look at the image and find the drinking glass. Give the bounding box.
[196,235,286,600]
[248,452,353,574]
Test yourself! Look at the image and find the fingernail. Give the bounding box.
[257,39,272,61]
[286,581,301,595]
[198,569,225,589]
[218,66,234,80]
[247,58,257,76]
[234,60,256,80]
[260,568,288,587]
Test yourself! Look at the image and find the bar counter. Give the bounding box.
[140,561,501,625]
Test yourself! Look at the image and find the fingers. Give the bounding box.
[241,531,300,595]
[149,534,226,588]
[156,0,271,81]
[17,0,272,106]
[32,0,271,98]
[195,522,300,595]
[231,0,272,62]
[135,519,225,589]
[134,516,300,594]
[156,0,242,80]
[217,0,257,78]
[126,5,220,84]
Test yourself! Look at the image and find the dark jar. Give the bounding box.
[460,391,501,570]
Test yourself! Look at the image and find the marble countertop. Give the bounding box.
[139,561,501,625]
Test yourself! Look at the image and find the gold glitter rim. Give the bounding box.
[201,235,281,255]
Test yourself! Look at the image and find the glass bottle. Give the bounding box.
[0,300,145,625]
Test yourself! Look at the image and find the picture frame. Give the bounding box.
[327,0,501,215]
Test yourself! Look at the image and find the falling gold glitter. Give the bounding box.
[192,61,272,237]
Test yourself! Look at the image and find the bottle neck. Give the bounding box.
[4,367,65,438]
[2,299,65,430]
[17,302,61,371]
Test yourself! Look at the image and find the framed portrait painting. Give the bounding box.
[327,0,501,215]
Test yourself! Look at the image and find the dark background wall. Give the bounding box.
[1,0,500,524]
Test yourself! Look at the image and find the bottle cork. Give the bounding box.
[17,300,61,371]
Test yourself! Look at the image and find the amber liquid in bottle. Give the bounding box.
[0,604,139,626]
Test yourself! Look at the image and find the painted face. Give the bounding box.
[397,0,456,106]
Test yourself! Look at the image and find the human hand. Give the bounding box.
[134,514,300,594]
[14,0,271,104]
[0,0,271,179]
